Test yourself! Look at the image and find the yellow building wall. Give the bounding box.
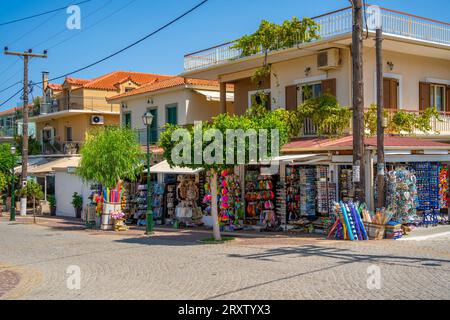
[363,48,450,110]
[35,113,119,143]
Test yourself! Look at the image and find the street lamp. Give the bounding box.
[10,146,16,222]
[142,111,154,235]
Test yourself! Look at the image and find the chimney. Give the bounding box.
[42,71,49,103]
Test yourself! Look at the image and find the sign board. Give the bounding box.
[67,167,77,174]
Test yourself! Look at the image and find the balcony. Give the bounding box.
[39,95,119,115]
[184,6,450,72]
[42,140,83,155]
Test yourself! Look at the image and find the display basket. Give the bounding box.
[364,222,386,240]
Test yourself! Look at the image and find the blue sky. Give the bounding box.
[1,0,450,111]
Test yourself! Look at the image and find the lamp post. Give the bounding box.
[142,111,154,235]
[10,145,16,222]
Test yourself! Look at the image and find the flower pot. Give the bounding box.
[74,207,82,219]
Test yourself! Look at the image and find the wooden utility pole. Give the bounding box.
[351,0,366,202]
[4,48,47,188]
[375,28,385,208]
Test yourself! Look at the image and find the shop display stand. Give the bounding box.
[135,184,148,226]
[339,166,354,202]
[410,162,440,226]
[152,183,165,224]
[285,166,300,222]
[299,166,316,218]
[166,184,176,221]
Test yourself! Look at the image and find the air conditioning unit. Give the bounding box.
[317,48,341,70]
[91,115,104,125]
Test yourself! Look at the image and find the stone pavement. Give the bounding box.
[0,218,449,300]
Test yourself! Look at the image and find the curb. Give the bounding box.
[398,231,450,241]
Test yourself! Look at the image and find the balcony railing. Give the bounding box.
[39,96,119,115]
[42,140,83,155]
[184,6,450,72]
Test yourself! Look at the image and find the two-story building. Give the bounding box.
[182,5,450,140]
[107,76,234,144]
[32,70,172,154]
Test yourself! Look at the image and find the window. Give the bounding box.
[123,112,131,128]
[166,104,178,125]
[248,89,271,110]
[383,78,399,109]
[124,87,134,93]
[65,127,73,142]
[299,82,322,103]
[430,84,446,112]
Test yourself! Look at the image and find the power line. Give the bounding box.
[1,0,209,106]
[0,88,23,108]
[31,0,114,50]
[48,0,136,51]
[0,81,22,94]
[0,0,93,27]
[43,0,209,84]
[7,10,62,47]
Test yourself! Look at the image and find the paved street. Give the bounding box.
[0,220,449,300]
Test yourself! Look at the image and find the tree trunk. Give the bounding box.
[210,170,222,241]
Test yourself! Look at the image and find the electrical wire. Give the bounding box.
[0,0,92,27]
[0,0,209,106]
[41,0,209,84]
[48,0,136,51]
[0,81,22,94]
[31,0,114,50]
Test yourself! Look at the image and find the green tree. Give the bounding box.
[21,180,44,224]
[77,126,144,189]
[0,143,18,199]
[14,135,41,155]
[160,111,291,241]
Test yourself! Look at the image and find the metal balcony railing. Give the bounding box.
[184,6,450,72]
[39,96,119,115]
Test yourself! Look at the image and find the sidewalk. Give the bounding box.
[399,224,450,241]
[0,214,327,243]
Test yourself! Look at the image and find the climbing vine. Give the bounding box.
[232,17,321,107]
[364,105,442,136]
[296,94,352,137]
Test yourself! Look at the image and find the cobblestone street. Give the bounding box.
[0,220,449,300]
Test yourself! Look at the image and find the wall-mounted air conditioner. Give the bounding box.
[317,48,341,70]
[91,115,104,125]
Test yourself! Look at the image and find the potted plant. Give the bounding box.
[71,192,83,219]
[48,195,56,216]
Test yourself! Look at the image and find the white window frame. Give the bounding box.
[430,83,447,112]
[248,89,271,109]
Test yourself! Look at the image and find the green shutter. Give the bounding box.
[166,104,178,125]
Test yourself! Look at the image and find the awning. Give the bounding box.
[146,160,203,175]
[271,154,321,163]
[15,157,81,176]
[193,89,234,102]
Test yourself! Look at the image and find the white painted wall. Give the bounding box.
[55,171,91,217]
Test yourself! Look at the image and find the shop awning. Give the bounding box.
[271,154,321,163]
[15,157,81,176]
[193,89,234,102]
[146,160,203,175]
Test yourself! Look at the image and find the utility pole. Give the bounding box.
[375,28,385,208]
[350,0,365,203]
[4,48,47,190]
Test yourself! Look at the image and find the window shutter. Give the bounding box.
[383,78,391,109]
[446,86,450,113]
[321,78,336,97]
[285,85,298,110]
[419,82,431,111]
[390,79,399,109]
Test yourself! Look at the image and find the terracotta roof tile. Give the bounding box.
[108,77,233,101]
[54,71,172,92]
[47,84,63,91]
